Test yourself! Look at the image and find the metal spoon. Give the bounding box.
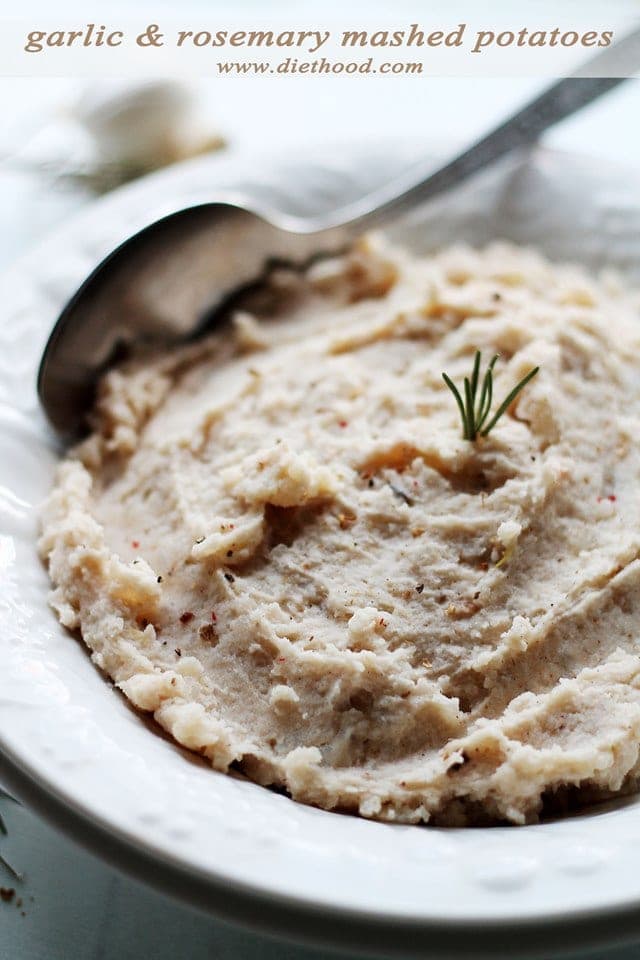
[38,29,640,439]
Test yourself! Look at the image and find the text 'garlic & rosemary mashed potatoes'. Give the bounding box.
[40,236,640,825]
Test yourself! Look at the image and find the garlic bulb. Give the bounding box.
[73,80,225,181]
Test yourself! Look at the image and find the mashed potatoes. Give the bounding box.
[39,237,640,825]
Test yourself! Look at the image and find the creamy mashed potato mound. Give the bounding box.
[40,237,640,825]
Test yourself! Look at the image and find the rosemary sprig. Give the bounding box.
[0,789,21,883]
[443,351,539,441]
[0,852,22,883]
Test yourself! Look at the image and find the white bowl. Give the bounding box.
[2,142,640,959]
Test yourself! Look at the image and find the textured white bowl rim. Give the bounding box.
[2,141,640,959]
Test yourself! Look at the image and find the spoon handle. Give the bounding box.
[332,27,640,233]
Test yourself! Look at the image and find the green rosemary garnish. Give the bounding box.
[0,788,21,883]
[442,351,539,441]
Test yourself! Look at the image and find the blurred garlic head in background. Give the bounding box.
[73,79,225,188]
[4,79,226,195]
[74,80,225,179]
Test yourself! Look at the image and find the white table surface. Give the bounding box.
[1,74,640,959]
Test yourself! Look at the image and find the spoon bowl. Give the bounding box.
[37,200,346,439]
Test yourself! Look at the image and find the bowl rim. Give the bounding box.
[2,742,640,960]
